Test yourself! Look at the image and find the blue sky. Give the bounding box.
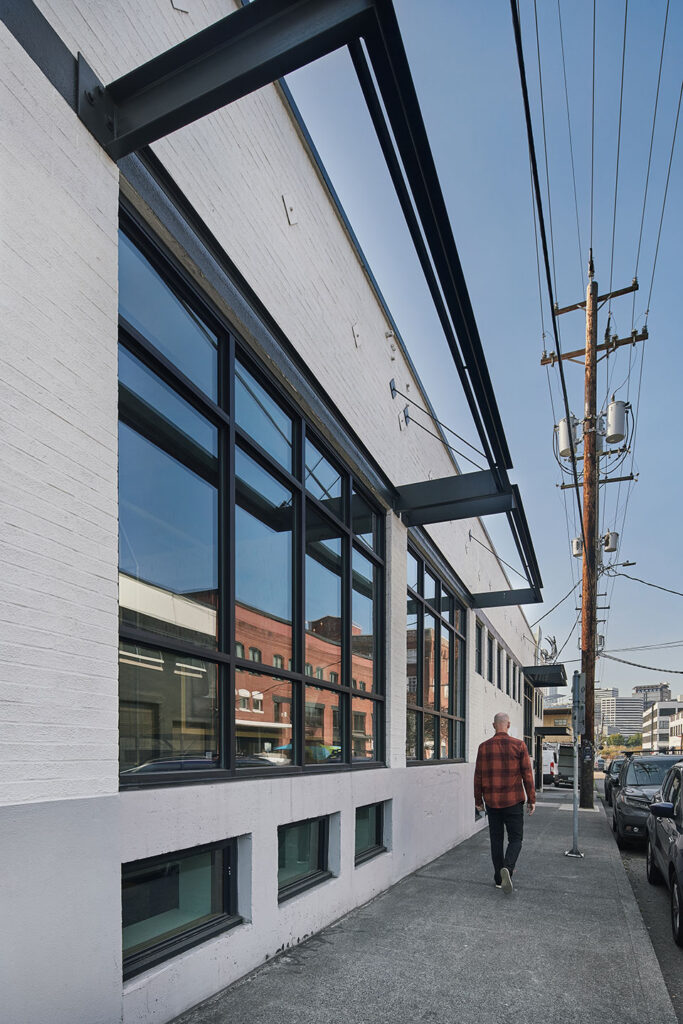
[284,0,683,696]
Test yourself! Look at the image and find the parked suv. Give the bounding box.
[604,757,625,806]
[612,754,681,848]
[646,761,683,946]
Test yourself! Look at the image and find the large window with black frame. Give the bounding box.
[406,546,466,762]
[117,212,384,785]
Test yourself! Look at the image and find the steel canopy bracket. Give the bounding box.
[76,54,117,149]
[470,588,540,608]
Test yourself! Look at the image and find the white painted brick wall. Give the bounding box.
[0,23,120,805]
[0,6,543,1020]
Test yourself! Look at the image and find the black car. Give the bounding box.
[646,760,683,946]
[612,754,681,848]
[604,757,625,806]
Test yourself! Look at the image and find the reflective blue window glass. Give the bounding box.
[119,231,218,399]
[118,423,218,648]
[305,439,343,519]
[235,448,293,664]
[306,509,343,680]
[352,549,375,693]
[352,487,375,548]
[119,345,218,455]
[235,361,293,470]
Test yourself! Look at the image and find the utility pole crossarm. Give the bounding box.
[554,280,638,317]
[559,473,635,490]
[541,328,648,367]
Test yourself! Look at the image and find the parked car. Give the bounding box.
[646,760,683,946]
[604,757,625,806]
[595,756,605,771]
[612,754,681,848]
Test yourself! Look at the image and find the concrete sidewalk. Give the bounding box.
[172,789,676,1024]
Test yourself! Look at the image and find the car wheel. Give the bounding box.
[605,787,612,807]
[671,875,683,947]
[614,814,625,849]
[646,839,663,885]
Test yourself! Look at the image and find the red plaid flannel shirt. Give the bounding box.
[474,732,536,809]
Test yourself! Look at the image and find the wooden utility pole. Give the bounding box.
[545,267,645,812]
[580,272,598,810]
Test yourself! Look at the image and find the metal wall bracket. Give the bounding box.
[76,54,117,148]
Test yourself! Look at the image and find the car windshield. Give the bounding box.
[625,759,678,786]
[611,761,624,775]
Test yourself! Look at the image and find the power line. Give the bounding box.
[530,578,581,628]
[554,611,581,663]
[646,77,682,323]
[602,569,683,598]
[607,0,629,316]
[600,652,683,674]
[632,0,670,330]
[533,0,559,299]
[509,0,587,555]
[557,0,584,287]
[590,0,596,254]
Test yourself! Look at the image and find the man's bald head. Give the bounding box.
[493,712,510,733]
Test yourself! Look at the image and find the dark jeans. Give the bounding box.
[487,802,525,883]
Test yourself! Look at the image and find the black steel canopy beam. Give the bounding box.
[359,3,512,472]
[395,471,516,526]
[79,0,374,159]
[471,588,539,609]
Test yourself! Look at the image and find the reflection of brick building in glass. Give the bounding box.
[235,605,374,763]
[405,623,456,759]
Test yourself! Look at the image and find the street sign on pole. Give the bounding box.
[566,670,585,859]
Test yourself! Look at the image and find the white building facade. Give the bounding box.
[642,701,683,754]
[0,4,543,1024]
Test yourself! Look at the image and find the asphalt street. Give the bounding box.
[597,776,683,1024]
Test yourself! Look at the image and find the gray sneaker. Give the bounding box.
[500,867,513,894]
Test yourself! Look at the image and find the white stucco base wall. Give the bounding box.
[122,761,477,1024]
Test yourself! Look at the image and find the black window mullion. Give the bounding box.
[118,623,227,664]
[295,419,306,766]
[225,332,236,770]
[341,488,352,762]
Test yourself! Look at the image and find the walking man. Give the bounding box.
[474,712,535,893]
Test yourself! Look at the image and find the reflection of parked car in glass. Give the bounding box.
[121,753,277,774]
[612,755,681,848]
[121,756,219,775]
[646,761,683,946]
[604,757,625,806]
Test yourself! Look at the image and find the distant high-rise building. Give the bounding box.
[600,697,645,739]
[595,687,618,731]
[634,683,671,708]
